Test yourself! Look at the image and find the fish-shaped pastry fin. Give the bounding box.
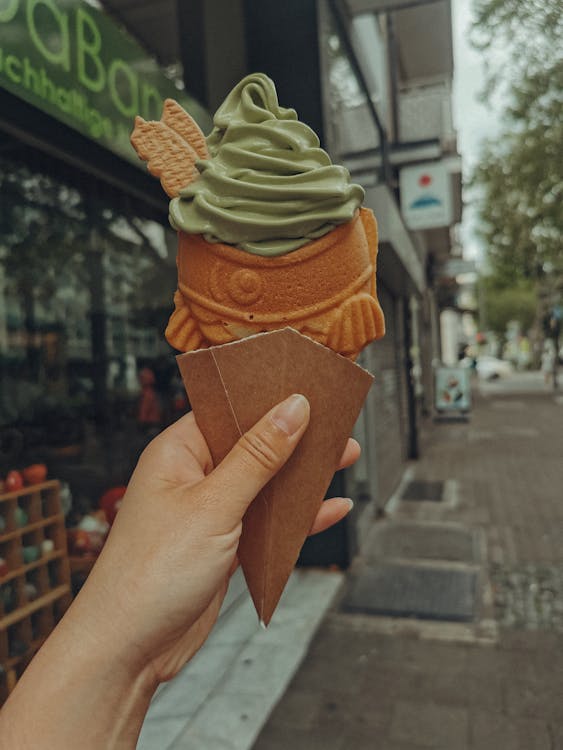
[165,290,205,351]
[327,293,385,358]
[131,100,209,197]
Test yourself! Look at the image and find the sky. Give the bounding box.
[450,0,504,263]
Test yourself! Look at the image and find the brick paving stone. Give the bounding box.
[333,631,470,674]
[550,723,563,749]
[363,667,502,712]
[389,700,468,749]
[499,629,563,653]
[468,709,551,750]
[265,688,323,732]
[503,677,563,721]
[254,724,347,750]
[256,692,393,749]
[476,648,541,684]
[344,737,432,750]
[381,637,469,674]
[462,643,503,677]
[314,690,393,734]
[289,638,375,695]
[422,672,502,710]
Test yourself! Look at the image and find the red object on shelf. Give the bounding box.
[22,464,48,486]
[67,529,93,556]
[4,471,23,492]
[67,514,108,557]
[100,486,127,525]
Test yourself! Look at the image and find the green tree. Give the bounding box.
[479,275,537,337]
[470,0,563,287]
[471,0,562,99]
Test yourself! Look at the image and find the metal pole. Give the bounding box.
[385,11,400,143]
[404,297,419,459]
[328,0,393,186]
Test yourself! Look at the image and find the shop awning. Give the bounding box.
[98,0,181,67]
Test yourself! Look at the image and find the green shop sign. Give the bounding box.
[0,0,212,166]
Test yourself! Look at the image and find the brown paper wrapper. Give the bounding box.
[176,328,373,624]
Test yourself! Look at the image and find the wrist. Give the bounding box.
[62,567,155,681]
[1,588,159,750]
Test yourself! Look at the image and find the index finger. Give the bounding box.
[337,438,361,470]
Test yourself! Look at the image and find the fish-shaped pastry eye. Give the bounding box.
[131,100,209,197]
[227,269,264,306]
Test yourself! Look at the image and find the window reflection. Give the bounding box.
[0,155,183,515]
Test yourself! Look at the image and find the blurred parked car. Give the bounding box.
[476,356,514,381]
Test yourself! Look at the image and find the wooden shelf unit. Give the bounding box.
[0,480,71,704]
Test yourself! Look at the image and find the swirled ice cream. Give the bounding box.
[169,73,364,256]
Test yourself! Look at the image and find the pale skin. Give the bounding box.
[0,394,359,748]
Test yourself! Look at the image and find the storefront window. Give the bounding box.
[0,153,182,522]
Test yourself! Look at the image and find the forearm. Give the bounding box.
[0,589,158,749]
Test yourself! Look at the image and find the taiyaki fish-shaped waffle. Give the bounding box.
[131,74,385,359]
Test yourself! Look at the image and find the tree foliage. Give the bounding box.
[470,0,563,288]
[471,0,562,100]
[479,275,537,336]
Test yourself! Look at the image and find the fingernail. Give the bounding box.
[345,498,354,511]
[271,394,309,436]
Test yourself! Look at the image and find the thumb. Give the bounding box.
[203,393,310,522]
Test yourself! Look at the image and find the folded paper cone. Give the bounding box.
[176,328,374,624]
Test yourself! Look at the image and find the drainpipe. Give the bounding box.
[403,297,419,459]
[328,0,392,187]
[385,10,400,144]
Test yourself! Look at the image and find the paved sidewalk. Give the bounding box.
[252,379,563,749]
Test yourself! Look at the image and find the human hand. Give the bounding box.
[72,394,359,686]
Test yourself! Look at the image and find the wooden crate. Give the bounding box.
[0,481,71,704]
